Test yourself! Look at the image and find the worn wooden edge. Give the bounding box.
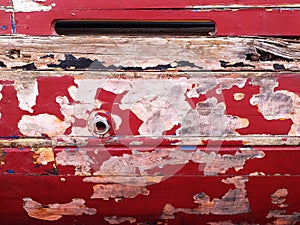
[0,135,299,148]
[0,35,299,72]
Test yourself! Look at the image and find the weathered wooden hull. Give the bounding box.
[0,0,300,224]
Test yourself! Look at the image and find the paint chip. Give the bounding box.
[23,198,96,221]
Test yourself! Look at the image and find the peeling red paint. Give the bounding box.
[23,198,97,221]
[0,6,299,223]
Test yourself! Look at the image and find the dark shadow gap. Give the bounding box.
[54,20,216,36]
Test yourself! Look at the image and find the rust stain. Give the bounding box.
[23,198,96,221]
[104,216,137,224]
[32,147,54,165]
[91,184,149,201]
[160,176,250,219]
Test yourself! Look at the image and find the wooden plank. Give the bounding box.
[0,69,299,148]
[1,36,300,71]
[0,21,299,225]
[0,174,299,224]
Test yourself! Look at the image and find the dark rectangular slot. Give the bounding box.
[54,21,215,35]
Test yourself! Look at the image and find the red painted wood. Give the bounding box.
[0,12,13,35]
[14,0,300,10]
[0,174,299,224]
[14,9,300,36]
[1,146,299,176]
[7,0,300,36]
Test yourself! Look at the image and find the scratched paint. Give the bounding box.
[23,198,96,221]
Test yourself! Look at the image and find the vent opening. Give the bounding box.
[54,20,215,35]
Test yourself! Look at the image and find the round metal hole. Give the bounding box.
[88,112,111,136]
[93,115,110,135]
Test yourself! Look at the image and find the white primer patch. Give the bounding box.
[12,0,54,12]
[14,79,38,113]
[18,114,70,136]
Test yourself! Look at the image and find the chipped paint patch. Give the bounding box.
[91,184,149,200]
[12,0,55,12]
[177,98,249,136]
[114,79,191,135]
[234,93,245,101]
[271,189,288,208]
[267,210,300,225]
[207,221,258,225]
[112,114,122,130]
[161,176,250,219]
[23,198,96,221]
[14,79,38,113]
[192,150,265,176]
[104,216,136,224]
[97,148,191,176]
[67,79,106,136]
[250,78,300,135]
[18,114,70,136]
[56,150,94,176]
[32,147,54,165]
[92,148,264,179]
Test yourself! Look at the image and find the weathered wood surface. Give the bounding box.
[1,36,300,71]
[0,34,299,224]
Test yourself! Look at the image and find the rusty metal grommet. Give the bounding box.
[88,111,110,137]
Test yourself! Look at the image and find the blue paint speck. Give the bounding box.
[6,169,15,174]
[181,146,196,151]
[10,15,16,34]
[1,25,7,30]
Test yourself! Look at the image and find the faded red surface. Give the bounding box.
[0,1,300,224]
[0,72,299,224]
[0,0,299,35]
